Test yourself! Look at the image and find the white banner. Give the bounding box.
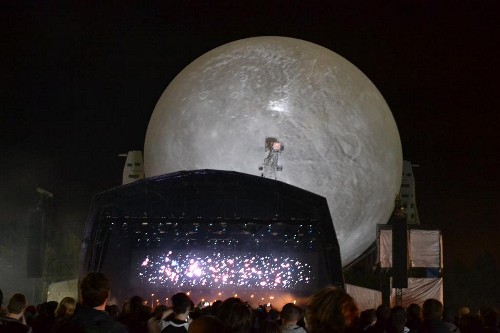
[409,229,442,268]
[47,279,79,303]
[379,229,393,268]
[390,277,443,308]
[346,283,383,311]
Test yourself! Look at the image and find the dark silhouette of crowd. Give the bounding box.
[1,274,498,333]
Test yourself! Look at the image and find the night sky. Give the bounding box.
[1,1,499,303]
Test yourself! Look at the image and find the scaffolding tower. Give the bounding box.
[259,137,284,180]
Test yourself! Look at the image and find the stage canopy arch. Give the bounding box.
[80,169,343,306]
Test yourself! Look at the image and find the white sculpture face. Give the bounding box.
[144,37,402,266]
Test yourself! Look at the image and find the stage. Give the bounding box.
[80,170,344,307]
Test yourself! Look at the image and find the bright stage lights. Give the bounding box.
[137,251,313,290]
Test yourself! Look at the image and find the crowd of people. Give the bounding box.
[0,272,498,333]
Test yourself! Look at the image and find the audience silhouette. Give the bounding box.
[1,274,498,333]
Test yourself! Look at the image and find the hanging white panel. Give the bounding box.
[379,229,393,267]
[47,279,79,303]
[346,283,383,311]
[390,277,443,308]
[409,229,442,267]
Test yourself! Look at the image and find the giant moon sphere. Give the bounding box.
[144,37,402,266]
